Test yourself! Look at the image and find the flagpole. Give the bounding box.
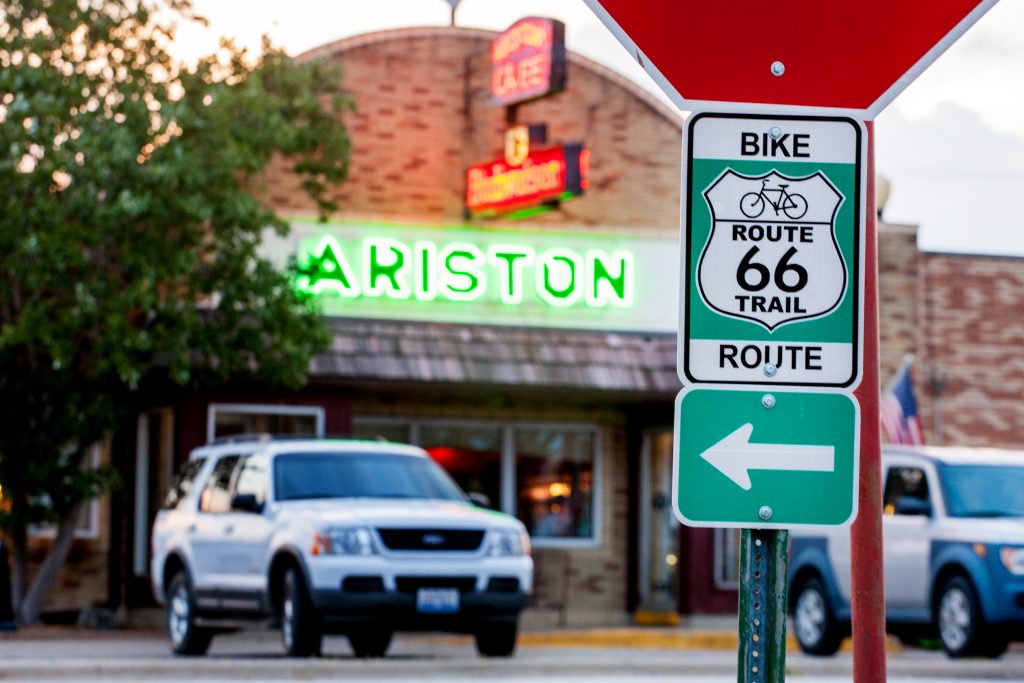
[882,353,915,394]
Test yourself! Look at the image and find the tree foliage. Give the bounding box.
[0,0,349,621]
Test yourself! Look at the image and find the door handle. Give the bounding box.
[224,525,235,534]
[187,524,197,534]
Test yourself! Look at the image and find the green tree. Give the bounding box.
[0,0,349,623]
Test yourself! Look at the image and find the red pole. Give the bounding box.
[850,120,886,682]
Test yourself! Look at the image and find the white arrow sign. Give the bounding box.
[699,423,835,491]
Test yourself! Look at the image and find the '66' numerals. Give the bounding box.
[736,246,808,293]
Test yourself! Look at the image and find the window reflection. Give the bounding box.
[419,426,502,510]
[516,429,594,539]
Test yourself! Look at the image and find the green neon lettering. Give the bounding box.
[439,243,486,301]
[487,245,535,305]
[304,236,361,298]
[298,231,639,315]
[414,241,437,301]
[363,238,411,299]
[586,249,634,308]
[537,248,582,308]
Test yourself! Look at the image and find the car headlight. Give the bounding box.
[1000,546,1024,575]
[312,527,376,556]
[486,528,531,557]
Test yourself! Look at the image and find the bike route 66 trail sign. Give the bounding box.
[680,112,865,389]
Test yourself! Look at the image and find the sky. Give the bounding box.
[172,0,1024,257]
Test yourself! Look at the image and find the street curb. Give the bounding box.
[519,629,740,650]
[517,630,902,653]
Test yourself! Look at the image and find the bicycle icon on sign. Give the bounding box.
[740,179,809,220]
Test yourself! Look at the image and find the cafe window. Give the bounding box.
[419,425,503,513]
[207,403,324,442]
[26,444,102,540]
[351,417,601,547]
[516,427,596,544]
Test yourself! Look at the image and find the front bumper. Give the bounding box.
[310,587,528,633]
[305,554,532,633]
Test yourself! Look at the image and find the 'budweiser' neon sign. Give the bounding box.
[466,144,589,215]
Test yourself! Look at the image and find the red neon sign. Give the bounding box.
[491,17,567,106]
[466,144,588,215]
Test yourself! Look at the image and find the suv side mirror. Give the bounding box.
[231,492,263,514]
[467,492,492,509]
[894,495,931,517]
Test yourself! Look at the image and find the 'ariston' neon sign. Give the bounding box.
[297,235,633,310]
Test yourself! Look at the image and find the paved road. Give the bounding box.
[0,630,1021,681]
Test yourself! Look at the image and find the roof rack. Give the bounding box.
[209,433,391,446]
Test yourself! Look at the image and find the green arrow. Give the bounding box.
[700,423,835,491]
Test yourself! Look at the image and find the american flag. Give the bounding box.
[880,357,925,445]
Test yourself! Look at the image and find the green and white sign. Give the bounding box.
[266,220,679,333]
[673,386,860,529]
[679,113,865,388]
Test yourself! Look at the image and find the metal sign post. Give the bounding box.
[850,122,886,683]
[738,529,787,683]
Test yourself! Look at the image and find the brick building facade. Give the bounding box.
[25,25,1024,627]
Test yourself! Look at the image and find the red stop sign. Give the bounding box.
[584,0,997,115]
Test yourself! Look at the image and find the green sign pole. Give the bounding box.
[737,529,788,683]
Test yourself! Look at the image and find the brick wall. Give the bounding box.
[876,222,1024,448]
[917,252,1024,447]
[877,221,920,385]
[260,27,683,231]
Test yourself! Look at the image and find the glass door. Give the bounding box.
[637,430,680,616]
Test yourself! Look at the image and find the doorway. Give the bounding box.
[637,430,680,618]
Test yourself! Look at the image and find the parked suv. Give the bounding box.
[151,437,533,658]
[789,446,1024,658]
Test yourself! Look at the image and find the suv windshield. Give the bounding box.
[274,451,466,502]
[941,464,1024,518]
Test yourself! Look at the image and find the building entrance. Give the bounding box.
[637,430,679,618]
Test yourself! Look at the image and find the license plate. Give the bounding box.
[416,587,460,614]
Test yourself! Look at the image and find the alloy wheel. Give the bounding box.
[282,594,295,650]
[168,582,191,647]
[939,586,971,652]
[795,586,826,647]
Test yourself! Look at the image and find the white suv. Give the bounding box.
[151,437,533,658]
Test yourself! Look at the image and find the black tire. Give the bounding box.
[281,566,322,657]
[475,620,518,658]
[165,571,213,656]
[348,627,393,658]
[982,634,1010,659]
[936,575,996,658]
[793,577,843,656]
